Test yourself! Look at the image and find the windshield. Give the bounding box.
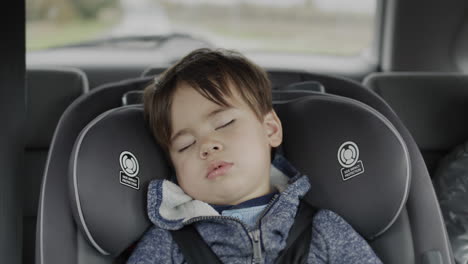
[26,0,377,56]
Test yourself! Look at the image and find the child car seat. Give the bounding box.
[37,73,454,264]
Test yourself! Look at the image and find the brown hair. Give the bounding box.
[144,48,273,153]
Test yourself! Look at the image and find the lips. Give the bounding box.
[206,161,234,180]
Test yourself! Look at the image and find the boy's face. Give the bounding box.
[168,81,282,205]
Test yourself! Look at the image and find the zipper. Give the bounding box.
[249,193,279,264]
[183,194,280,264]
[250,229,263,264]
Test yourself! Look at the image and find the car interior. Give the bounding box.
[2,0,468,263]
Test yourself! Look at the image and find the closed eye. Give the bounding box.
[216,119,235,130]
[178,141,195,153]
[178,119,234,153]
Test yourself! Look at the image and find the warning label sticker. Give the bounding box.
[120,171,140,190]
[341,160,365,181]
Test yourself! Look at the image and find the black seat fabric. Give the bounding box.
[363,72,468,175]
[24,67,88,264]
[38,73,454,264]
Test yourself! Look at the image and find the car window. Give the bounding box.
[26,0,377,57]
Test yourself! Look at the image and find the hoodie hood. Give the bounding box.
[147,155,308,230]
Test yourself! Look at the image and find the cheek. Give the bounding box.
[175,160,205,198]
[173,156,200,184]
[228,123,269,159]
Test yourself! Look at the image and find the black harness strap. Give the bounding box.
[171,225,223,264]
[170,196,317,264]
[274,200,317,264]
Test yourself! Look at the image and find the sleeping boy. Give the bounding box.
[127,48,382,263]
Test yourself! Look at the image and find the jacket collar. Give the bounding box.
[146,155,308,230]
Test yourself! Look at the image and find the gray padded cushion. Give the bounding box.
[276,95,410,240]
[26,67,88,148]
[363,73,468,151]
[69,106,170,256]
[70,93,410,256]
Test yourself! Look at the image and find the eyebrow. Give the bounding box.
[170,107,232,143]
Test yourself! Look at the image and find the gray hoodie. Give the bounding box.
[127,155,382,264]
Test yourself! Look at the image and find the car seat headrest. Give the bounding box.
[69,94,410,256]
[69,106,171,256]
[275,95,410,240]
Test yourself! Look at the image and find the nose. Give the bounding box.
[200,140,223,159]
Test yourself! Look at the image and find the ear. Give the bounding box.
[263,110,283,148]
